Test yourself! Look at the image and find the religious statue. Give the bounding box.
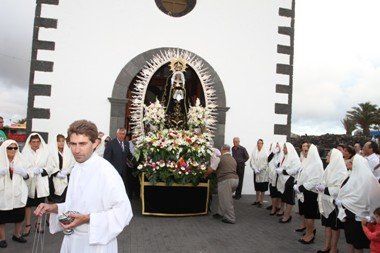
[161,58,190,129]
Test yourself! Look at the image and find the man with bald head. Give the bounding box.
[231,137,249,199]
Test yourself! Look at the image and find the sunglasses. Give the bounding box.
[7,147,18,150]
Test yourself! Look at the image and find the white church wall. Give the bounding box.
[28,0,294,194]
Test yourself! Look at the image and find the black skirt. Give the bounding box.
[321,208,343,230]
[343,209,370,249]
[281,177,295,205]
[26,197,46,207]
[253,173,258,190]
[0,207,25,224]
[255,182,268,192]
[269,185,282,198]
[298,189,320,219]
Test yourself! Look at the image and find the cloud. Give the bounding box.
[0,83,28,122]
[0,0,34,89]
[292,0,380,135]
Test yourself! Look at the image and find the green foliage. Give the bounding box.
[343,102,379,136]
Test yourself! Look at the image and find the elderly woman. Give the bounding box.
[267,142,283,215]
[336,155,380,253]
[250,139,269,207]
[0,140,29,248]
[22,133,51,235]
[316,148,348,253]
[294,144,324,244]
[276,142,301,223]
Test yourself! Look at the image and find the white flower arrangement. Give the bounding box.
[187,98,217,130]
[142,99,166,130]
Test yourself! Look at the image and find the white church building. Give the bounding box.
[26,0,295,194]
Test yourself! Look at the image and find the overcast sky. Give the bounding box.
[1,0,380,135]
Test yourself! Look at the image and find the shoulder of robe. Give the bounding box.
[94,155,120,178]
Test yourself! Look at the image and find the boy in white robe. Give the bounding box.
[35,120,133,253]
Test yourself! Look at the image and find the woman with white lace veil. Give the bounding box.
[294,144,324,244]
[336,154,380,253]
[250,139,269,208]
[276,142,301,223]
[316,148,347,253]
[47,134,75,204]
[21,133,51,235]
[267,142,283,215]
[0,140,29,248]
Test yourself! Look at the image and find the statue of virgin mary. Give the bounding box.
[161,71,189,129]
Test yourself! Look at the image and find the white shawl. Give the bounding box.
[337,155,380,220]
[0,140,28,210]
[296,144,324,201]
[22,133,51,198]
[250,144,269,183]
[94,135,110,157]
[318,148,348,218]
[48,134,75,196]
[268,143,283,186]
[277,142,301,193]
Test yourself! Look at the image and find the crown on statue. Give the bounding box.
[169,58,188,73]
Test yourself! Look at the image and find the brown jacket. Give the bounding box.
[217,153,239,182]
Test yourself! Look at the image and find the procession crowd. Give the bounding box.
[0,118,134,251]
[209,137,380,253]
[1,115,380,253]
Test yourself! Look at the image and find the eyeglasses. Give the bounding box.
[6,147,18,150]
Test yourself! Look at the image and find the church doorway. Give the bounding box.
[109,47,228,148]
[124,62,206,133]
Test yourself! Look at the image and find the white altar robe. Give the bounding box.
[49,153,133,253]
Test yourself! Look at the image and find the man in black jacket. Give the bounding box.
[232,137,249,200]
[104,128,134,198]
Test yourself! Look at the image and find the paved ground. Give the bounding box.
[3,195,368,253]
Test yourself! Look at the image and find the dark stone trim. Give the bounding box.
[279,7,294,18]
[37,0,59,5]
[35,17,58,29]
[276,84,290,94]
[155,0,196,18]
[274,124,290,136]
[31,60,54,72]
[277,45,292,55]
[27,0,58,135]
[30,108,50,119]
[275,103,290,115]
[274,0,295,141]
[278,26,293,36]
[34,40,55,50]
[276,64,292,75]
[30,84,51,97]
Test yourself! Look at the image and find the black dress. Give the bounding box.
[339,177,370,249]
[0,173,26,224]
[320,188,343,230]
[269,175,282,198]
[298,185,320,219]
[254,173,268,192]
[343,209,370,249]
[281,176,295,205]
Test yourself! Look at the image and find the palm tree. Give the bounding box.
[346,102,378,136]
[341,117,356,136]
